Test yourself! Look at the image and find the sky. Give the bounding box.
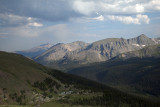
[0,0,160,52]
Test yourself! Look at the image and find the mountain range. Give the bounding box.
[33,34,160,70]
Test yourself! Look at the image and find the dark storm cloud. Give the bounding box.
[0,0,82,22]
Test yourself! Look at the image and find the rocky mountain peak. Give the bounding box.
[137,34,148,38]
[128,34,155,45]
[35,41,89,63]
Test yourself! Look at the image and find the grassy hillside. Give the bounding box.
[0,51,160,106]
[0,51,49,91]
[68,45,160,98]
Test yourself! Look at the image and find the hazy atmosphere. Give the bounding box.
[0,0,160,51]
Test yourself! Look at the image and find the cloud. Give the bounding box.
[72,0,96,15]
[0,13,28,27]
[0,0,81,22]
[71,0,160,15]
[136,14,150,24]
[72,0,146,15]
[145,0,160,11]
[88,15,104,21]
[0,0,159,23]
[122,4,145,13]
[107,14,150,24]
[70,0,153,24]
[28,22,43,27]
[0,13,43,27]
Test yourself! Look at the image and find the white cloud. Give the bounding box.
[72,0,95,15]
[107,14,150,24]
[28,22,43,27]
[71,0,154,24]
[0,13,28,26]
[122,4,144,13]
[0,13,43,27]
[88,15,104,21]
[136,14,150,24]
[0,13,44,37]
[71,0,147,15]
[71,0,160,15]
[27,17,32,21]
[145,0,160,11]
[107,15,140,24]
[135,4,145,13]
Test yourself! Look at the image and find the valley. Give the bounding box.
[0,50,160,107]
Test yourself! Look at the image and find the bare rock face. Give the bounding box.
[116,44,160,59]
[128,34,155,45]
[35,41,89,64]
[34,34,160,69]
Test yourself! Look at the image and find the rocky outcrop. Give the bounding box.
[35,41,89,65]
[116,44,160,59]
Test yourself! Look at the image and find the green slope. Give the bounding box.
[68,44,160,97]
[0,51,49,91]
[0,51,160,106]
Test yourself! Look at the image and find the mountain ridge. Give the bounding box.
[34,34,160,70]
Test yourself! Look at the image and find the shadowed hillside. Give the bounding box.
[0,51,160,106]
[69,44,160,98]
